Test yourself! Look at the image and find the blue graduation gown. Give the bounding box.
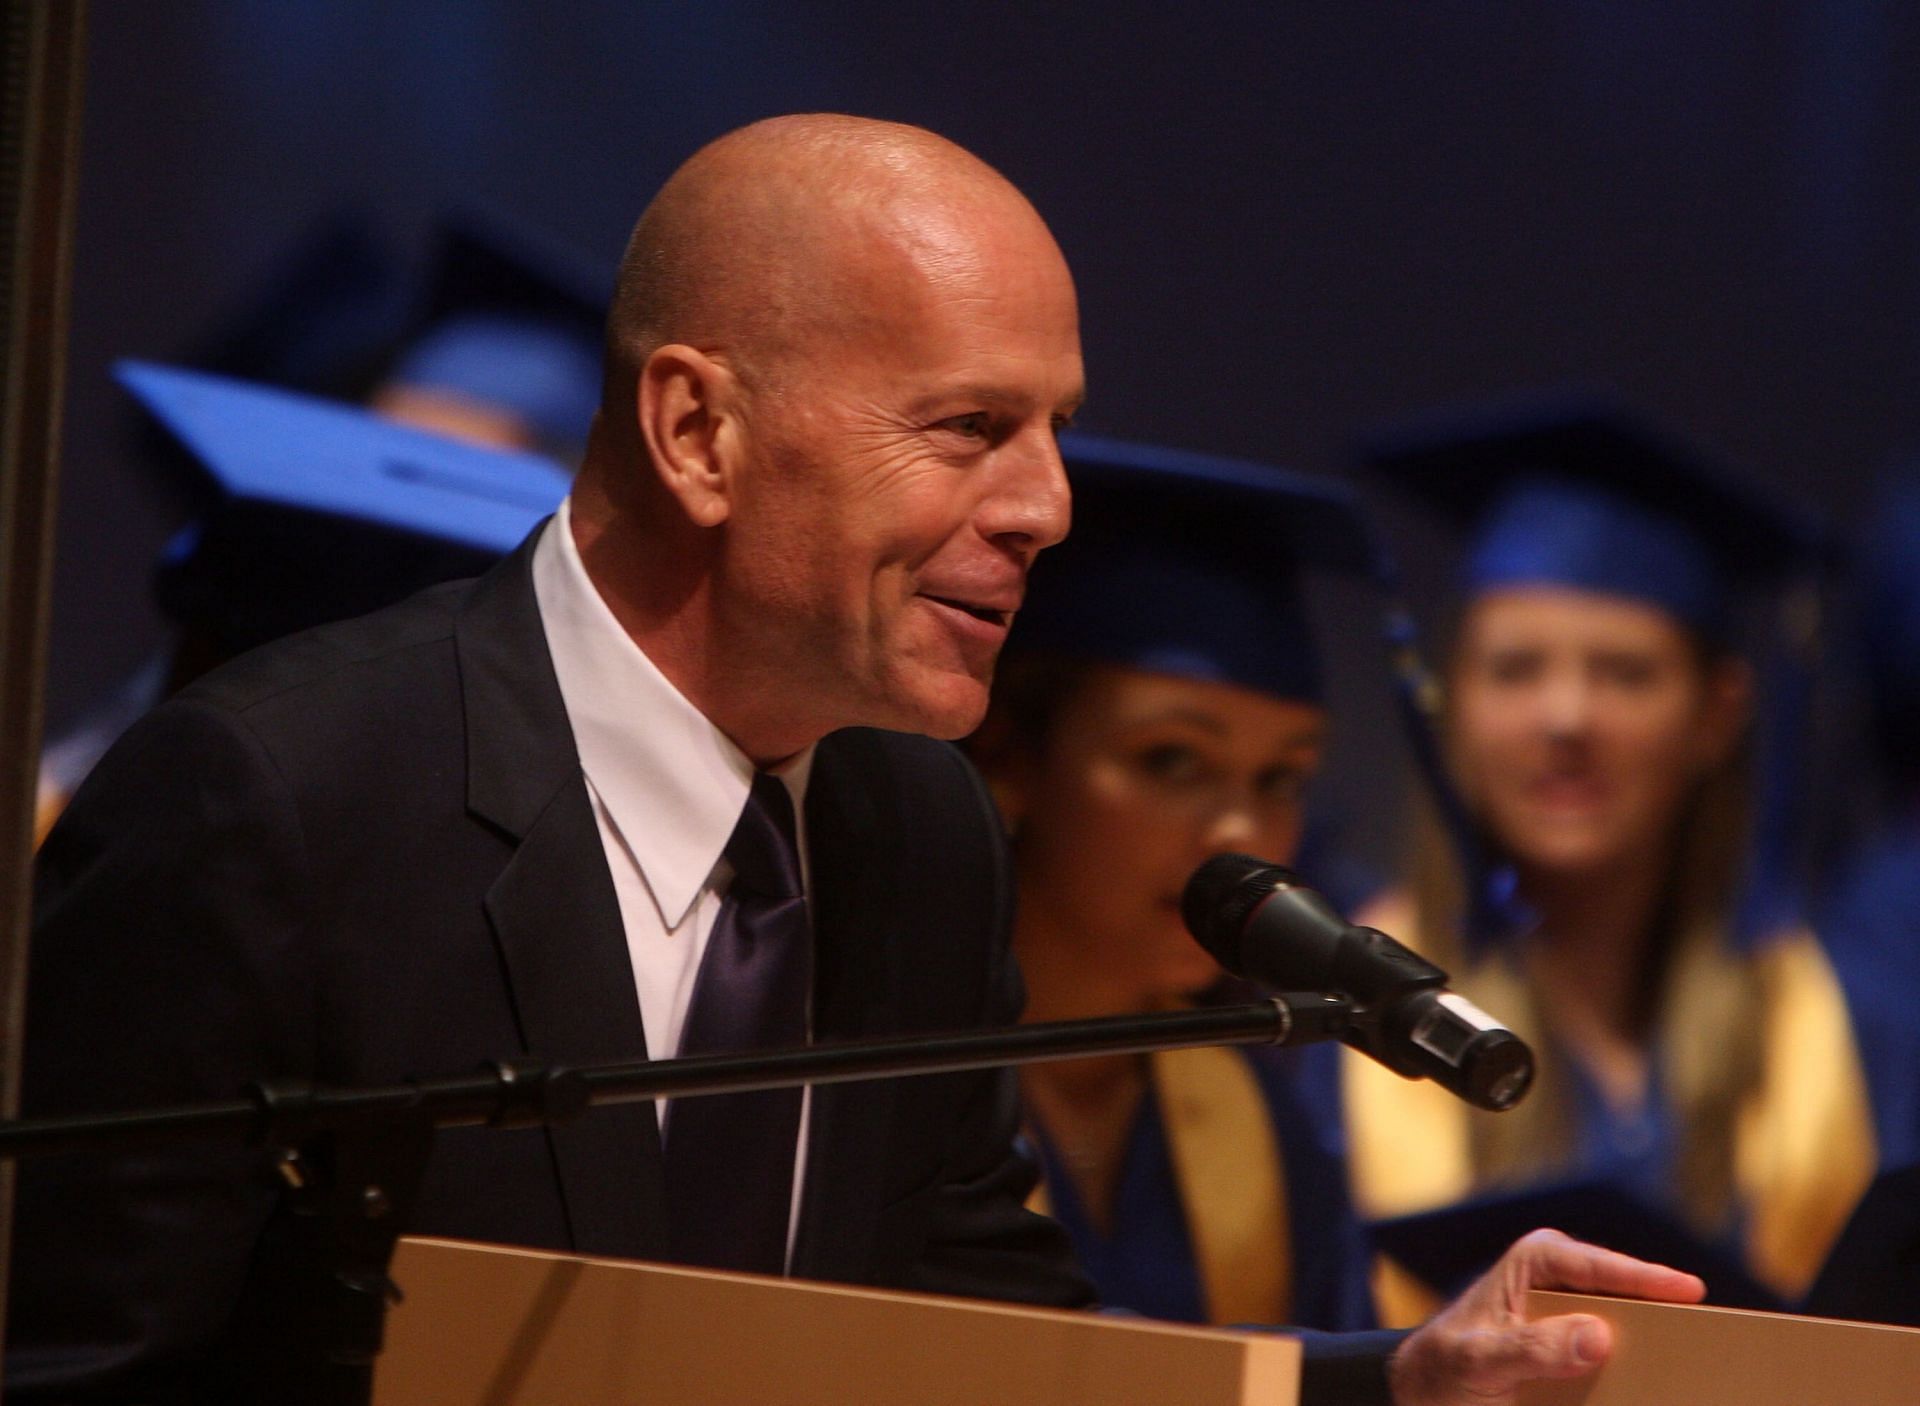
[1034,1042,1376,1332]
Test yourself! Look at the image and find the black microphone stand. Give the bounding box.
[0,992,1354,1406]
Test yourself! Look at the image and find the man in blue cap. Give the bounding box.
[14,116,1701,1404]
[33,204,608,843]
[192,207,609,462]
[30,361,574,846]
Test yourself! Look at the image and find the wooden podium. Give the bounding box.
[1518,1290,1920,1406]
[373,1237,1300,1406]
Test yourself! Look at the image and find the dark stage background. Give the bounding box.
[45,1,1920,871]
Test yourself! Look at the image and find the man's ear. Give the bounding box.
[636,345,742,528]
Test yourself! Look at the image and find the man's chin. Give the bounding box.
[876,672,992,741]
[912,694,993,742]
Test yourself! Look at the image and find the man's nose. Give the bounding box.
[981,430,1071,554]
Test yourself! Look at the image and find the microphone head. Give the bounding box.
[1181,854,1300,971]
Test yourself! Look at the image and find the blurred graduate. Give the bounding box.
[193,207,607,462]
[964,436,1381,1331]
[1341,397,1876,1314]
[1819,469,1920,1172]
[32,363,572,845]
[32,211,601,844]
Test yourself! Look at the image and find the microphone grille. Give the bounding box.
[1180,853,1298,966]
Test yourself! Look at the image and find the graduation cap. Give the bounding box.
[1379,1162,1920,1329]
[191,212,408,400]
[1801,1162,1920,1328]
[1360,391,1823,645]
[117,360,570,659]
[187,208,609,457]
[1012,431,1381,705]
[378,208,610,455]
[1004,432,1394,912]
[1369,1177,1785,1312]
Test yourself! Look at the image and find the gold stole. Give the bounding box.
[1343,921,1877,1324]
[1027,1044,1293,1326]
[1734,930,1878,1294]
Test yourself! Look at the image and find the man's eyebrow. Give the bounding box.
[910,385,1028,412]
[910,383,1085,416]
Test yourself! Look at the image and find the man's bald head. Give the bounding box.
[601,114,1058,417]
[575,115,1081,759]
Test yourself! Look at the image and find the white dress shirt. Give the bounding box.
[531,499,813,1260]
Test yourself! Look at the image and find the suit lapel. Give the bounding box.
[458,534,667,1261]
[792,731,901,1280]
[454,548,927,1272]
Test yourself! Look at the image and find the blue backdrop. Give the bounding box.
[49,1,1920,866]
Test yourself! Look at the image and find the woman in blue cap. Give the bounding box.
[965,435,1380,1331]
[1342,398,1875,1317]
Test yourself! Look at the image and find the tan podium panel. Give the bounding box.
[1518,1290,1920,1406]
[375,1237,1299,1406]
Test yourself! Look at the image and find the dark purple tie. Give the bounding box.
[663,771,809,1274]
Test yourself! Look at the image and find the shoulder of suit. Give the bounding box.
[818,727,978,787]
[814,729,1001,861]
[175,576,474,718]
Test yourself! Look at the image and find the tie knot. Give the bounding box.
[725,771,802,900]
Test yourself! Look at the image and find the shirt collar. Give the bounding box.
[532,499,813,928]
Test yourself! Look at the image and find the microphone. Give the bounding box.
[1181,854,1534,1111]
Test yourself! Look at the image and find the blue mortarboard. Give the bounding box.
[1370,1177,1784,1312]
[1361,393,1822,644]
[1011,432,1379,704]
[191,212,407,399]
[117,360,570,655]
[187,208,609,457]
[1376,1164,1920,1326]
[382,209,610,453]
[1800,1162,1920,1327]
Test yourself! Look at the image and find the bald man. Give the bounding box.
[12,117,1700,1405]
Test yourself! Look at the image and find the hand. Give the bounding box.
[1387,1227,1706,1406]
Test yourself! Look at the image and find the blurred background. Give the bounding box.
[46,0,1920,873]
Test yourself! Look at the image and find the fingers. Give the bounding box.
[1476,1312,1612,1386]
[1390,1229,1707,1405]
[1391,1312,1612,1406]
[1388,1229,1705,1406]
[1498,1313,1611,1379]
[1508,1227,1707,1304]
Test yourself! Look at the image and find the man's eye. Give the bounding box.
[941,412,992,439]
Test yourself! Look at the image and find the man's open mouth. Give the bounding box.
[926,596,1011,628]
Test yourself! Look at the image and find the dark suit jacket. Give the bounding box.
[9,535,1091,1399]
